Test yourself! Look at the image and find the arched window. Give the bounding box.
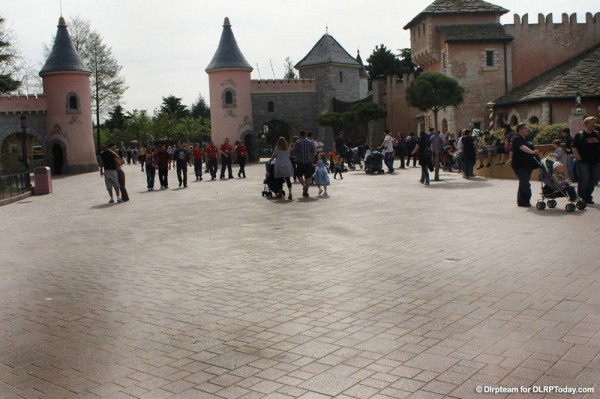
[529,116,539,125]
[66,92,80,113]
[267,101,274,113]
[509,115,518,127]
[339,71,343,83]
[222,88,236,108]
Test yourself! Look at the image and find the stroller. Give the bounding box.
[262,160,285,198]
[365,150,384,174]
[535,156,586,212]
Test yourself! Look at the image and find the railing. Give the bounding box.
[0,172,32,200]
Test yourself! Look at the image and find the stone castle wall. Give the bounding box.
[505,13,600,88]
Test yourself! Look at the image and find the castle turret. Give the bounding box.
[206,18,254,157]
[40,16,97,174]
[356,50,369,98]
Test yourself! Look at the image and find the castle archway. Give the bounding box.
[263,120,292,147]
[49,140,66,175]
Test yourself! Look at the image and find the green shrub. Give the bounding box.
[533,123,568,144]
[526,124,542,143]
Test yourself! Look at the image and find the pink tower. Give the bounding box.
[39,16,98,174]
[206,18,254,151]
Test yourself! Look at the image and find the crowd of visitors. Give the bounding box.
[99,117,599,207]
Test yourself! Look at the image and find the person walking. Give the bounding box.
[313,159,330,196]
[380,129,395,174]
[572,116,600,205]
[270,137,295,200]
[156,144,171,190]
[98,142,123,203]
[205,141,219,180]
[191,143,203,181]
[405,132,417,167]
[235,140,248,178]
[172,142,190,188]
[461,129,477,179]
[412,132,432,185]
[219,138,234,179]
[145,147,157,191]
[511,123,539,207]
[295,131,316,197]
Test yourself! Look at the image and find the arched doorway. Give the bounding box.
[261,120,292,155]
[52,143,64,175]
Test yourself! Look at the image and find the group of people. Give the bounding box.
[98,138,248,203]
[99,117,600,207]
[270,130,330,199]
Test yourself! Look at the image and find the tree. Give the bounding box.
[283,57,296,80]
[315,103,387,139]
[46,16,127,150]
[0,17,22,93]
[191,94,210,119]
[405,72,465,181]
[159,95,190,119]
[124,110,152,144]
[105,105,126,132]
[366,44,402,80]
[397,48,423,78]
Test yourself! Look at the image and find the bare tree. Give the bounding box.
[283,57,296,80]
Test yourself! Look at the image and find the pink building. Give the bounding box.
[0,17,98,174]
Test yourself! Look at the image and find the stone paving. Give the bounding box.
[1,161,600,399]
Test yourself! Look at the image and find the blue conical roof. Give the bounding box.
[39,17,91,76]
[206,18,253,72]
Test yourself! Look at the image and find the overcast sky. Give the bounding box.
[2,0,598,114]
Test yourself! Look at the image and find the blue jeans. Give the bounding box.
[146,167,155,189]
[576,161,600,202]
[384,151,394,172]
[513,167,533,206]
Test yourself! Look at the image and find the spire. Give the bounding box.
[356,50,368,78]
[206,17,253,72]
[39,17,91,76]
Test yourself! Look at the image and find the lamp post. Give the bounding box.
[20,114,28,170]
[575,90,582,109]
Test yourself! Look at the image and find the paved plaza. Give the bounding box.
[1,161,600,399]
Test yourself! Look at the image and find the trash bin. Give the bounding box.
[34,166,52,195]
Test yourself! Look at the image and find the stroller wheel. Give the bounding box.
[536,201,546,210]
[565,203,576,212]
[547,199,557,208]
[576,200,587,210]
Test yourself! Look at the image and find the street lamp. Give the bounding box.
[20,114,28,170]
[575,90,582,109]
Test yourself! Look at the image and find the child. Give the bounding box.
[328,150,337,173]
[313,159,330,196]
[552,139,566,165]
[552,162,578,201]
[334,157,343,179]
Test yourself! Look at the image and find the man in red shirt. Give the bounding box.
[235,140,248,178]
[192,143,203,181]
[205,140,219,181]
[219,138,234,180]
[155,144,172,189]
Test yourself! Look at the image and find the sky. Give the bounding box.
[2,0,598,115]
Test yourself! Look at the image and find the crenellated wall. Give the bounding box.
[505,12,600,88]
[0,94,48,115]
[251,79,317,94]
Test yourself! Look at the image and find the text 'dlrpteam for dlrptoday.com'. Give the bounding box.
[475,385,595,395]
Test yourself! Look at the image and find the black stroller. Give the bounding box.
[262,160,285,198]
[365,150,384,174]
[535,156,586,212]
